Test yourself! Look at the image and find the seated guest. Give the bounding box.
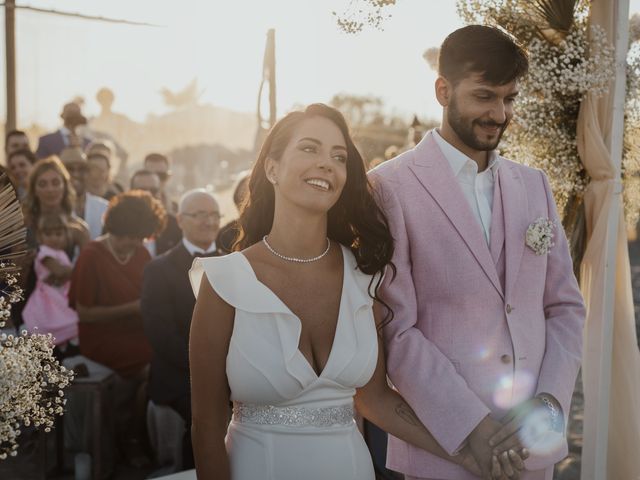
[59,147,109,240]
[69,190,166,463]
[141,189,221,473]
[130,169,181,256]
[6,149,37,200]
[85,141,123,200]
[5,129,30,157]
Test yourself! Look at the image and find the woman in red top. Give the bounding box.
[69,190,166,461]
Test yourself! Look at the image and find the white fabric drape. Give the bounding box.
[577,1,640,478]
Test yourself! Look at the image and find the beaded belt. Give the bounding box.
[232,403,354,428]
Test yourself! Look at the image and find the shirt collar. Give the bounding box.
[59,126,71,137]
[182,237,216,256]
[432,129,500,177]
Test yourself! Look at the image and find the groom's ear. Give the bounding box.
[435,76,451,107]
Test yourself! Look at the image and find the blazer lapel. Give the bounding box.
[409,133,504,299]
[498,162,529,301]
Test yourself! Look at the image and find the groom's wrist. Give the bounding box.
[536,393,563,432]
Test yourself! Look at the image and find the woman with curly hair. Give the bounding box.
[69,190,166,464]
[189,104,481,480]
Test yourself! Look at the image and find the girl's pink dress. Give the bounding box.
[23,245,78,344]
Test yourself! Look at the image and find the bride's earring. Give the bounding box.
[268,175,278,185]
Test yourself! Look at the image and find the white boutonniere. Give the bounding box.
[526,218,555,255]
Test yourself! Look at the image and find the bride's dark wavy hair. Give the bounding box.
[235,103,395,325]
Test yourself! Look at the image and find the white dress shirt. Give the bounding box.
[182,237,217,256]
[83,192,109,240]
[432,129,500,244]
[59,127,70,146]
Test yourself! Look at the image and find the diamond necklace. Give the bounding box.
[262,235,331,263]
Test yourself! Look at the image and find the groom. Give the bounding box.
[370,25,585,480]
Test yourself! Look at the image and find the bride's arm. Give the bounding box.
[189,276,234,480]
[354,328,481,476]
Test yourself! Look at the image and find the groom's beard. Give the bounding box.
[447,95,509,152]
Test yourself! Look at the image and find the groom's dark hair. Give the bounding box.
[438,25,528,86]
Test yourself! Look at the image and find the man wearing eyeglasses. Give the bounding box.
[141,188,221,474]
[130,169,182,256]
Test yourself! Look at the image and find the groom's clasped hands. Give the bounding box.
[460,394,561,479]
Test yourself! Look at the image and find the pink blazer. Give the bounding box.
[369,131,585,480]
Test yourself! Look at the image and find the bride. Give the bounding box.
[189,104,516,479]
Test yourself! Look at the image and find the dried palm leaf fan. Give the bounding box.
[0,173,27,266]
[531,0,579,44]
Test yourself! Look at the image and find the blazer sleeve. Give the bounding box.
[370,171,491,455]
[534,170,585,419]
[141,259,189,371]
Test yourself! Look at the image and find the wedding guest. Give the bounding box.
[5,129,30,157]
[85,141,123,200]
[23,156,90,256]
[144,153,177,213]
[6,148,37,200]
[370,25,584,479]
[36,102,91,159]
[216,172,249,253]
[141,188,221,473]
[69,190,166,464]
[130,169,181,256]
[16,157,89,331]
[22,212,79,358]
[59,147,109,240]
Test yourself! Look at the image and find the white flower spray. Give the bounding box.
[0,262,74,459]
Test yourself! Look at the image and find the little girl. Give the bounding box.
[23,213,79,353]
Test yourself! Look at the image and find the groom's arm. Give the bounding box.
[534,171,585,419]
[370,171,490,456]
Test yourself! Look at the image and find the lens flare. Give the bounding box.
[493,375,514,410]
[475,345,493,361]
[512,371,536,405]
[519,409,564,456]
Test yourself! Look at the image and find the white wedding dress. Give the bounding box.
[190,245,378,480]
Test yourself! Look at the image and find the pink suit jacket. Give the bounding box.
[369,131,585,480]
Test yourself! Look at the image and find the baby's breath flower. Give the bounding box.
[0,263,74,459]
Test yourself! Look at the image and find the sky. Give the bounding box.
[3,0,640,129]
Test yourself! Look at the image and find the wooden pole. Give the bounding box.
[267,29,276,128]
[580,0,629,478]
[5,0,16,132]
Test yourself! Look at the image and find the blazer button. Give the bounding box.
[500,354,512,364]
[506,304,513,314]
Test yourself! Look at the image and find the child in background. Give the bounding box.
[23,213,79,357]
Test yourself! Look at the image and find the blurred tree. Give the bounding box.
[329,93,418,167]
[333,0,397,33]
[330,93,383,126]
